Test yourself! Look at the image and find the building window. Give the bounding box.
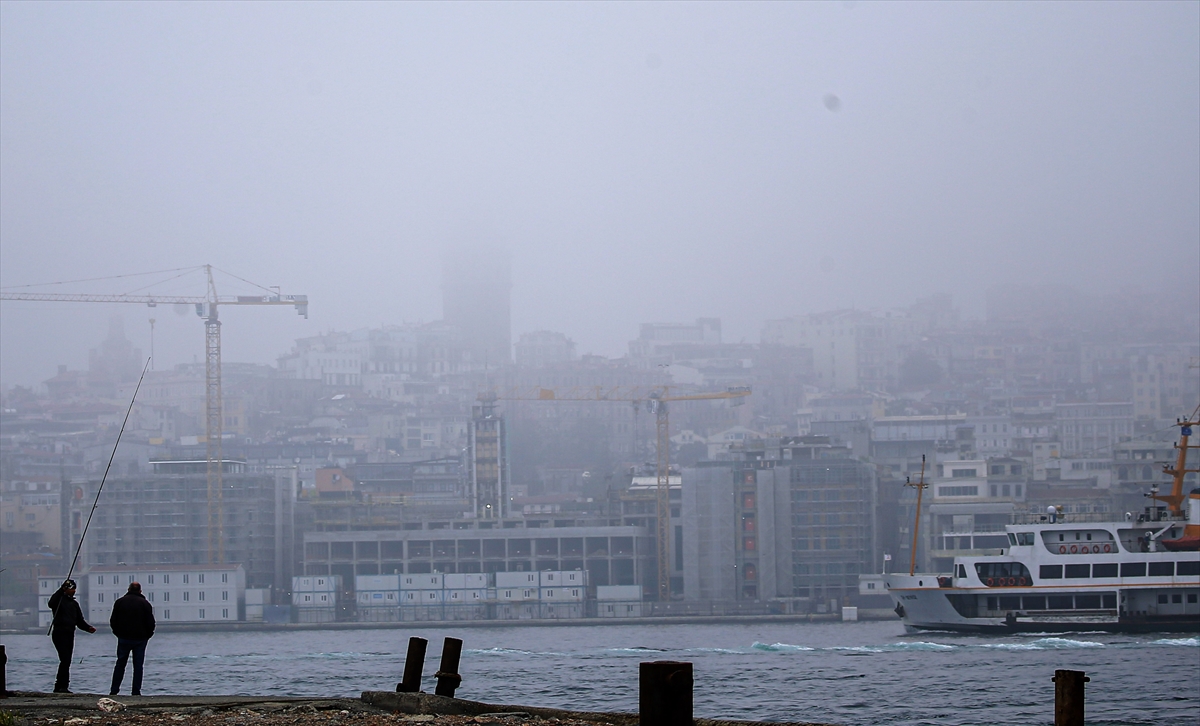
[183,575,189,584]
[222,608,229,618]
[98,593,104,603]
[198,574,205,584]
[163,575,169,584]
[222,573,228,583]
[199,591,205,601]
[163,592,170,602]
[199,609,206,619]
[183,592,189,601]
[222,591,229,601]
[163,610,169,620]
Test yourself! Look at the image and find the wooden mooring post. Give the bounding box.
[640,661,692,726]
[434,637,463,698]
[1053,669,1089,726]
[397,637,427,693]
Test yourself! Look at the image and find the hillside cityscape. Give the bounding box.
[2,261,1198,627]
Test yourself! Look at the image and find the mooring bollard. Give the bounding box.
[397,636,428,693]
[0,644,7,698]
[1053,669,1089,726]
[434,637,463,698]
[640,661,693,726]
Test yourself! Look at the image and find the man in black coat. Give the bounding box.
[108,581,155,696]
[47,579,96,693]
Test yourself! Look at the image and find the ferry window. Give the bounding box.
[1092,563,1118,578]
[987,597,998,611]
[1065,564,1090,579]
[1148,562,1174,576]
[1018,533,1035,546]
[1058,534,1064,542]
[975,562,1032,581]
[1157,594,1168,604]
[1103,594,1116,608]
[1171,594,1182,604]
[1048,595,1073,610]
[1121,562,1146,577]
[1074,594,1101,609]
[1023,596,1046,610]
[999,596,1021,609]
[956,564,967,578]
[1177,560,1200,576]
[1007,533,1017,546]
[1188,594,1198,604]
[1040,565,1063,579]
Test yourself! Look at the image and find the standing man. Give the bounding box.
[47,579,96,693]
[109,581,155,697]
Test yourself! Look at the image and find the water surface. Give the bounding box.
[5,621,1197,725]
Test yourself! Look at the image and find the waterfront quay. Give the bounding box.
[0,691,835,726]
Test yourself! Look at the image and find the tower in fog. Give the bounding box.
[442,246,512,366]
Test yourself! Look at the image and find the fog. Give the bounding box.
[2,1,1197,387]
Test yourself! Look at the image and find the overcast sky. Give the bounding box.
[2,1,1197,388]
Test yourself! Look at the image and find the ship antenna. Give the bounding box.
[905,455,929,576]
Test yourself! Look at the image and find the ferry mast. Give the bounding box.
[905,455,928,576]
[1149,408,1200,516]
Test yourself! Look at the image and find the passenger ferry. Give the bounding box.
[887,419,1200,634]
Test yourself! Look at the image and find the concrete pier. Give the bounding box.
[0,691,838,726]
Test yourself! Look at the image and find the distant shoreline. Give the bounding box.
[3,609,899,635]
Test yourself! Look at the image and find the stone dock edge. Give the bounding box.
[0,690,838,726]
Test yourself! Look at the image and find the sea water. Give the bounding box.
[4,621,1197,725]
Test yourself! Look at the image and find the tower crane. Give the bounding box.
[481,384,752,601]
[1,264,308,563]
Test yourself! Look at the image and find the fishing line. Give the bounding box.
[48,357,150,635]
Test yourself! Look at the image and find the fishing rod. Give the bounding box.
[47,357,150,635]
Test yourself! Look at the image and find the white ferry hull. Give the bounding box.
[885,520,1200,635]
[885,574,1198,634]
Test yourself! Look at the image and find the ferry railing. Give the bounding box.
[1010,510,1185,525]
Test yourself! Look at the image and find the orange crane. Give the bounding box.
[1,265,308,563]
[481,384,751,601]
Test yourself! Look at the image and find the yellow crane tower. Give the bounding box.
[1,264,308,564]
[481,384,751,601]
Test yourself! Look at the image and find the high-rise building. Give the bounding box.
[682,437,876,607]
[470,398,509,519]
[442,247,512,367]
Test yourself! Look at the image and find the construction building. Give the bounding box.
[682,437,876,612]
[65,460,296,591]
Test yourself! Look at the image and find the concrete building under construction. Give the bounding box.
[65,459,296,591]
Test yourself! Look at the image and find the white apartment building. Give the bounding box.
[1055,402,1134,456]
[87,565,246,624]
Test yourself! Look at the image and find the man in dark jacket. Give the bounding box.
[108,581,155,696]
[47,579,96,693]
